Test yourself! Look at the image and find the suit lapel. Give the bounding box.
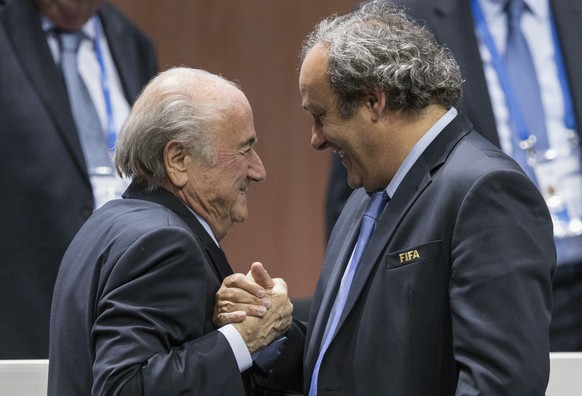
[335,163,433,335]
[305,206,362,368]
[1,0,88,179]
[122,183,234,281]
[324,114,474,349]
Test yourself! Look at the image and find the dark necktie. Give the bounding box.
[309,191,389,396]
[59,31,111,170]
[504,0,548,150]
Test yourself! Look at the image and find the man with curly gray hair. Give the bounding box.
[220,2,556,395]
[299,1,553,394]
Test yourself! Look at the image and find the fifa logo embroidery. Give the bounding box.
[399,249,420,263]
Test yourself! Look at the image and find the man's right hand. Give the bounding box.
[214,262,294,354]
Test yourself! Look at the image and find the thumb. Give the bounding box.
[250,262,274,289]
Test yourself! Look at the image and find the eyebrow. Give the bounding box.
[239,136,257,150]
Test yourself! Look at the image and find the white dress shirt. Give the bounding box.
[476,0,571,157]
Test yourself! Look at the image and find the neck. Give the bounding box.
[376,104,448,186]
[164,182,230,243]
[35,0,99,31]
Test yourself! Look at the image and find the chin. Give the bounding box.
[233,216,247,224]
[347,175,363,190]
[232,207,248,224]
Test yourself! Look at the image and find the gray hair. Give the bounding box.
[114,67,240,191]
[301,0,462,118]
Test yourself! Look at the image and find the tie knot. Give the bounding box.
[58,31,85,54]
[364,191,389,222]
[506,0,526,24]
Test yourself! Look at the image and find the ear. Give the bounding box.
[365,88,387,122]
[163,140,189,188]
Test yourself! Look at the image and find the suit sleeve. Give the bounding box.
[450,169,555,394]
[252,319,307,394]
[91,227,244,395]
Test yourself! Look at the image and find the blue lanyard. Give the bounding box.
[470,0,577,145]
[92,16,116,153]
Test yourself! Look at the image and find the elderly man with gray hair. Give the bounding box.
[48,67,293,395]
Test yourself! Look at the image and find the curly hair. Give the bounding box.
[301,0,462,118]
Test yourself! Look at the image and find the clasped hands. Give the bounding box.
[213,262,293,354]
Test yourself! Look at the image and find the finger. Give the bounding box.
[250,262,274,289]
[268,278,288,294]
[215,287,266,310]
[223,273,265,298]
[216,300,269,316]
[213,311,247,328]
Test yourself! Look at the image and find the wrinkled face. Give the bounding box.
[186,96,266,237]
[299,45,377,190]
[36,0,102,30]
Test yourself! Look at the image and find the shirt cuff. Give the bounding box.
[218,324,253,372]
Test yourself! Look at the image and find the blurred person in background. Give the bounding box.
[0,0,157,358]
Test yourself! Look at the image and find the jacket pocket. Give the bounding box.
[384,240,442,270]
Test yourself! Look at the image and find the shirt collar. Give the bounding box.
[479,0,549,20]
[184,204,220,247]
[40,14,97,41]
[526,0,549,20]
[384,107,458,199]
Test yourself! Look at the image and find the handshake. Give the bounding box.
[213,262,294,354]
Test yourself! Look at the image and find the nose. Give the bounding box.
[249,149,266,182]
[311,124,328,151]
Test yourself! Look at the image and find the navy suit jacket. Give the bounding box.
[0,0,157,358]
[275,113,555,395]
[48,183,254,395]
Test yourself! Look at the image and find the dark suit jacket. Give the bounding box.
[48,183,254,395]
[274,113,555,395]
[325,0,582,352]
[0,0,157,358]
[326,0,582,236]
